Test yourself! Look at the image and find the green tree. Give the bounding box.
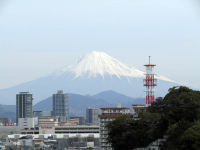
[158,86,200,150]
[106,86,200,150]
[106,113,163,150]
[180,121,200,150]
[106,116,136,150]
[163,86,200,125]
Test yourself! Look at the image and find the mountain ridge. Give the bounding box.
[0,90,145,121]
[0,51,177,105]
[34,90,145,116]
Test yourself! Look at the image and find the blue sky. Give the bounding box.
[0,0,200,89]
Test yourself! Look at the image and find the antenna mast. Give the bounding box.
[144,56,157,104]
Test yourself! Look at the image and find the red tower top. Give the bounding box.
[144,56,156,67]
[144,56,157,105]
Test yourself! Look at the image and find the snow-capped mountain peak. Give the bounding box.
[61,51,144,78]
[57,51,174,82]
[0,51,177,105]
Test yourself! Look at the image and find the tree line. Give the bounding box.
[106,86,200,150]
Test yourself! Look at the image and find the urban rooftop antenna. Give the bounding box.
[144,56,157,104]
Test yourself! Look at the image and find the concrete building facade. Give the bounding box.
[86,108,99,125]
[98,107,131,150]
[18,118,38,129]
[53,90,69,122]
[16,92,33,124]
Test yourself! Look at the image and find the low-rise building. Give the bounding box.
[18,118,38,129]
[39,117,59,127]
[59,118,79,126]
[70,117,86,125]
[7,132,100,149]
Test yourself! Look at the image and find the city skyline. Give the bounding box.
[0,0,199,90]
[0,1,200,149]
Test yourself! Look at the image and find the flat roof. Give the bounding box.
[8,133,100,139]
[100,107,130,110]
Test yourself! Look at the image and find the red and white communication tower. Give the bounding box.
[144,56,157,104]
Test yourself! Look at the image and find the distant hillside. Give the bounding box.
[34,91,145,116]
[0,105,16,122]
[34,93,110,116]
[0,51,177,105]
[93,90,144,105]
[0,91,145,121]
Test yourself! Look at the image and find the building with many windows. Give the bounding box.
[53,90,69,122]
[98,107,132,150]
[86,108,99,125]
[18,118,38,129]
[54,125,99,134]
[16,92,33,125]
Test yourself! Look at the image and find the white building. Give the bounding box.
[18,118,38,129]
[98,107,132,150]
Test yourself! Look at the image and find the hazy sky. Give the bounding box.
[0,0,200,90]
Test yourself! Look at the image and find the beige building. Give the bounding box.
[39,117,59,127]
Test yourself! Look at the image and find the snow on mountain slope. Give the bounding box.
[57,51,173,82]
[60,51,144,78]
[0,51,177,105]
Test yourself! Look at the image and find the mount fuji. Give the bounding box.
[0,51,177,105]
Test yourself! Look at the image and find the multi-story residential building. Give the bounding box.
[16,92,33,125]
[98,107,132,150]
[53,90,69,122]
[86,108,99,125]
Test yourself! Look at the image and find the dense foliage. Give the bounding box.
[106,86,200,150]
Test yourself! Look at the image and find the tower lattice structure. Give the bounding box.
[144,56,157,104]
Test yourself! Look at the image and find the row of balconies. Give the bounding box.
[55,127,99,130]
[55,131,99,133]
